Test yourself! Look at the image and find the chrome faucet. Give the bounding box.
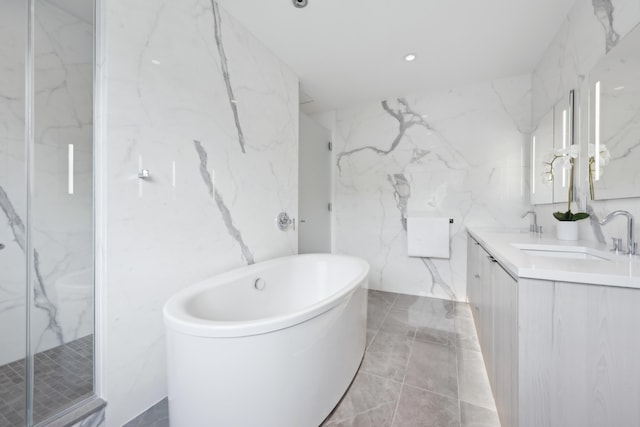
[599,210,636,255]
[521,210,541,233]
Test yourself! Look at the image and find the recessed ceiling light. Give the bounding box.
[404,53,417,62]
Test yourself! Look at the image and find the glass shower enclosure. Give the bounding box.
[0,0,95,425]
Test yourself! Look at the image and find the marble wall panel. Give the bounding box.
[333,76,531,301]
[100,1,298,425]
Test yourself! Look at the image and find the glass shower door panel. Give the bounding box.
[0,1,28,426]
[31,0,94,422]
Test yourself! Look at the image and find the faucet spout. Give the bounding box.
[521,210,539,233]
[599,210,636,255]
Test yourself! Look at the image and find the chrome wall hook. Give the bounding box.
[138,169,150,179]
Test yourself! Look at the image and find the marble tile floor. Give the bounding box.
[0,334,94,427]
[322,290,500,427]
[127,290,499,427]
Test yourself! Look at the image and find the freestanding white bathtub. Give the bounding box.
[163,253,369,427]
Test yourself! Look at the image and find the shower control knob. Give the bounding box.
[0,243,4,250]
[276,212,292,231]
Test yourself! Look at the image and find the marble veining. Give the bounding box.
[388,173,457,299]
[136,3,166,102]
[491,81,533,134]
[32,251,64,346]
[333,78,530,299]
[592,0,620,51]
[613,136,640,159]
[211,0,246,154]
[586,205,607,243]
[0,186,64,348]
[337,98,467,174]
[0,186,26,250]
[194,140,255,265]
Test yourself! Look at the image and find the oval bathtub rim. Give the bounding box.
[163,253,370,339]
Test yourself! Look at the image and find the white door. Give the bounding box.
[298,113,331,253]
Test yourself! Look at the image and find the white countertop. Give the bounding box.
[468,227,640,289]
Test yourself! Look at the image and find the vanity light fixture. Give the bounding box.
[404,53,417,62]
[531,136,536,194]
[595,80,601,181]
[562,108,567,188]
[68,144,74,195]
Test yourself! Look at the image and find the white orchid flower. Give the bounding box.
[599,144,611,166]
[541,171,554,184]
[588,143,611,166]
[559,154,573,169]
[587,143,612,199]
[556,145,580,158]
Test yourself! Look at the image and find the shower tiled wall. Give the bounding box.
[327,75,532,300]
[0,0,94,366]
[100,0,298,425]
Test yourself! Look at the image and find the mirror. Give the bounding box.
[588,23,640,200]
[530,91,575,205]
[0,0,95,423]
[31,0,95,422]
[552,91,575,204]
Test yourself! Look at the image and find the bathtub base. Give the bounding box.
[166,287,367,427]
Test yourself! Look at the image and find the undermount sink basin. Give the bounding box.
[512,243,614,261]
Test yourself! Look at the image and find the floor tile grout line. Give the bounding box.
[389,321,416,427]
[400,339,461,402]
[0,335,94,424]
[366,293,390,349]
[455,333,463,426]
[458,398,500,413]
[330,399,400,425]
[454,311,465,425]
[400,382,463,403]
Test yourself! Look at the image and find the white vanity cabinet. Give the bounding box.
[467,231,640,427]
[467,235,518,427]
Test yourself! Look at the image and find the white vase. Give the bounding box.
[556,221,579,241]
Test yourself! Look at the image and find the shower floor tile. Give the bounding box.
[127,291,499,427]
[0,334,93,427]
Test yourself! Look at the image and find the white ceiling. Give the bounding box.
[216,0,577,113]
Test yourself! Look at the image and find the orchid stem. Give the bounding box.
[588,158,595,200]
